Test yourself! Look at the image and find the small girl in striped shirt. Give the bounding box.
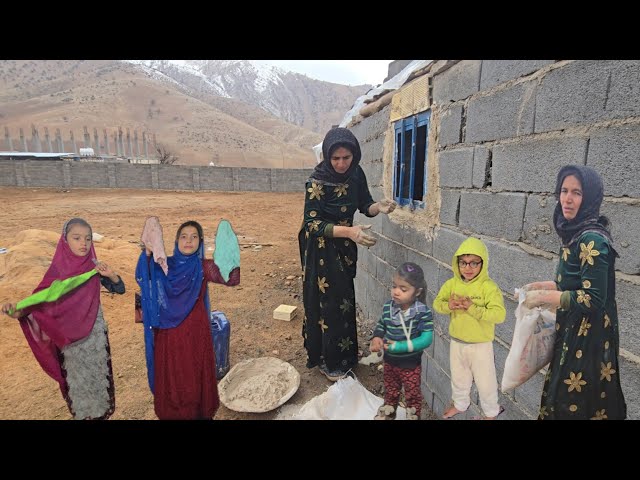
[370,262,434,420]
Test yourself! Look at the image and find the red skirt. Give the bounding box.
[153,283,219,420]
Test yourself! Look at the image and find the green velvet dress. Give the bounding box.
[298,166,374,373]
[540,232,627,420]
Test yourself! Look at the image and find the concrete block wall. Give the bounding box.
[353,60,640,420]
[0,160,313,194]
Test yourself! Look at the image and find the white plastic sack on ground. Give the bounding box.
[501,288,556,392]
[276,375,408,420]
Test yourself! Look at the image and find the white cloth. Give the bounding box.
[450,339,500,418]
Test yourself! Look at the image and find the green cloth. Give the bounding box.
[16,269,99,311]
[213,220,240,282]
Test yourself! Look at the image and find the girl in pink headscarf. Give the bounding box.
[2,218,126,420]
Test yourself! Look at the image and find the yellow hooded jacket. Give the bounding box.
[433,237,506,343]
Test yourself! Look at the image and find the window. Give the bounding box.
[393,111,430,209]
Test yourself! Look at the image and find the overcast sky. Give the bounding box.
[252,60,393,86]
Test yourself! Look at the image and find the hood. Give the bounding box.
[451,236,489,284]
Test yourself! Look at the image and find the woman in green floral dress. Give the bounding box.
[524,165,627,420]
[299,128,396,381]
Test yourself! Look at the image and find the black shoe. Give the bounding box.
[319,363,348,382]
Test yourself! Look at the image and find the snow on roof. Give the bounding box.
[311,60,434,162]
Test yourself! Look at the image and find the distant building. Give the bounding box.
[0,151,75,161]
[79,147,95,156]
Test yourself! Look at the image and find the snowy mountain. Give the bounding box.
[127,60,371,134]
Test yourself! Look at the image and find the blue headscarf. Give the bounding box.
[135,222,211,392]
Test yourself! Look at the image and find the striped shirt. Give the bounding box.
[372,299,434,368]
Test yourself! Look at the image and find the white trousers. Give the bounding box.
[450,339,500,418]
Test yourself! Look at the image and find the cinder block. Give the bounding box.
[0,162,17,186]
[381,214,404,243]
[483,237,557,295]
[600,201,640,275]
[273,304,297,321]
[495,297,517,349]
[434,331,450,374]
[433,60,482,104]
[480,60,554,90]
[425,359,452,414]
[492,136,588,193]
[370,235,407,270]
[493,340,511,388]
[522,194,560,254]
[23,161,63,187]
[439,189,460,226]
[375,255,395,288]
[421,256,440,297]
[535,60,613,133]
[605,60,640,120]
[619,355,640,420]
[588,122,640,198]
[466,81,536,143]
[472,146,490,188]
[439,148,473,188]
[432,227,468,265]
[439,104,463,147]
[498,393,534,420]
[514,368,545,419]
[615,279,640,355]
[432,312,450,340]
[158,165,193,190]
[459,191,526,242]
[403,226,433,257]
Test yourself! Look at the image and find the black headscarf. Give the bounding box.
[310,127,362,184]
[553,165,613,247]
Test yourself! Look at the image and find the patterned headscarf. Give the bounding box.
[310,127,362,184]
[553,165,612,247]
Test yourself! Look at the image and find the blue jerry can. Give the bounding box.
[209,310,231,380]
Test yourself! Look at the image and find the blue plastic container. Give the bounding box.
[209,310,231,380]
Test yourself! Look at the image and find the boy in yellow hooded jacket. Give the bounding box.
[434,236,506,420]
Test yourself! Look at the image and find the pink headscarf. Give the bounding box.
[19,218,101,387]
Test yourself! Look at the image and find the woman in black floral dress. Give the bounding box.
[524,165,627,420]
[299,128,396,381]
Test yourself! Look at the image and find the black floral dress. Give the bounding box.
[298,166,374,372]
[540,232,627,420]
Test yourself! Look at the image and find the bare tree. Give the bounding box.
[155,143,179,164]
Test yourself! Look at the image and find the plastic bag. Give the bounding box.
[501,288,556,392]
[276,375,410,420]
[210,310,231,380]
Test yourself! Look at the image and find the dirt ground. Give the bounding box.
[0,186,395,420]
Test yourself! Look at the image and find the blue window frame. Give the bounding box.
[393,111,430,209]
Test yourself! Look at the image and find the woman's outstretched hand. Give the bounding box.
[353,225,376,247]
[378,198,397,214]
